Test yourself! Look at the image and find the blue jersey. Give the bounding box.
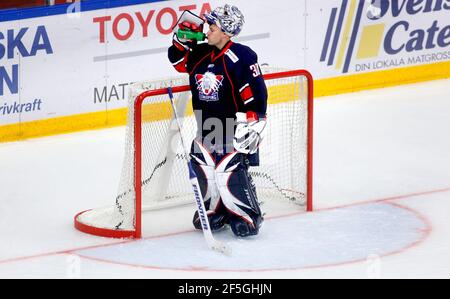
[168,40,267,153]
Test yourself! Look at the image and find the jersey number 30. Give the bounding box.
[250,63,262,77]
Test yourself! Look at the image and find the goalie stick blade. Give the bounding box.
[211,241,232,256]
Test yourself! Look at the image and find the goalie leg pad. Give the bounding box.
[190,140,229,231]
[215,151,263,237]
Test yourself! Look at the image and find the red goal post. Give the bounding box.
[75,69,313,239]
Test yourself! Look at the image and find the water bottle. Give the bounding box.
[177,29,206,41]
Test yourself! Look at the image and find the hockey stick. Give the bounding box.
[167,87,232,256]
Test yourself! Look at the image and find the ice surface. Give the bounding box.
[0,79,449,278]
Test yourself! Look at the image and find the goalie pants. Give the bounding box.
[190,140,263,237]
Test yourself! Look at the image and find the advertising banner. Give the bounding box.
[0,0,449,140]
[308,0,450,77]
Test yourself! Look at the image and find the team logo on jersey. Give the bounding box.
[195,71,224,102]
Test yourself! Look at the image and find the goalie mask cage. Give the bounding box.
[74,69,313,239]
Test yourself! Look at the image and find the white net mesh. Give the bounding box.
[76,70,311,233]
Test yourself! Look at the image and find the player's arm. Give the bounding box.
[168,11,205,73]
[233,49,268,154]
[168,24,196,73]
[235,50,268,116]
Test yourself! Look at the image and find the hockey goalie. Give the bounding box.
[168,5,268,237]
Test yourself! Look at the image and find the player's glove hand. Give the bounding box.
[172,33,192,51]
[179,21,202,32]
[173,21,202,49]
[233,112,267,154]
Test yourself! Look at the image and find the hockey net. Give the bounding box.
[74,69,313,238]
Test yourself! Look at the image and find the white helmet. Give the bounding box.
[204,4,245,37]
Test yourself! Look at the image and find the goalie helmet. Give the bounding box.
[204,4,245,37]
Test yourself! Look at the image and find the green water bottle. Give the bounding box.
[177,29,206,41]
